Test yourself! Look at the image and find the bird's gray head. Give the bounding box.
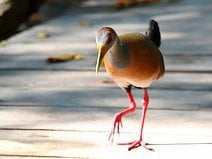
[96,27,118,50]
[95,27,118,74]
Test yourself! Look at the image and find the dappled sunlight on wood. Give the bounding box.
[0,0,211,158]
[154,11,200,21]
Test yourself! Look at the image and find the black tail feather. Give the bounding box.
[145,19,161,48]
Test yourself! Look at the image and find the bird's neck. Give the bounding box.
[108,39,130,69]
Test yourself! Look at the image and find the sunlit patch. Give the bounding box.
[162,32,185,40]
[153,12,200,21]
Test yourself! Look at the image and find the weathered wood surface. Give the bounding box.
[0,54,212,72]
[0,0,212,158]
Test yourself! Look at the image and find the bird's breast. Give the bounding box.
[104,33,164,88]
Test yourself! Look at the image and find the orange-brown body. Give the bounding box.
[104,33,164,88]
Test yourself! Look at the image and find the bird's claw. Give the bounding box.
[108,113,123,143]
[128,141,154,151]
[118,140,154,151]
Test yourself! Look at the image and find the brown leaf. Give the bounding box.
[47,53,83,63]
[113,0,177,10]
[0,40,7,47]
[79,19,92,28]
[36,32,50,39]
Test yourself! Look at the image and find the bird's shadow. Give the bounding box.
[147,142,212,146]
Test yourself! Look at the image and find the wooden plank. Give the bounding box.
[0,130,107,158]
[0,105,211,131]
[0,129,211,159]
[0,71,211,91]
[0,87,211,110]
[164,54,212,72]
[0,54,212,72]
[0,70,211,111]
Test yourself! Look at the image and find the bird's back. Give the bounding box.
[104,33,165,88]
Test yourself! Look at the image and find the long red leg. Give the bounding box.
[128,88,154,151]
[108,91,136,142]
[118,88,153,151]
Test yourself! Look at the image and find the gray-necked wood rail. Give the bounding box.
[95,19,165,151]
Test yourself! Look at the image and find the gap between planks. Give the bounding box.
[0,154,73,159]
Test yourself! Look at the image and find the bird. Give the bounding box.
[95,19,165,151]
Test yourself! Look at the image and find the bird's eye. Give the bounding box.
[106,35,112,45]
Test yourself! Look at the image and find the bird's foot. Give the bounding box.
[118,140,154,151]
[108,113,123,143]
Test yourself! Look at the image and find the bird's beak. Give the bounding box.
[96,44,107,74]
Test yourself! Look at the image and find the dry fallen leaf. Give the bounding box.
[36,32,50,39]
[0,40,7,47]
[114,0,178,10]
[47,53,83,63]
[79,19,92,28]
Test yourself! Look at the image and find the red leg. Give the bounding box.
[108,91,136,143]
[128,88,154,151]
[118,88,154,151]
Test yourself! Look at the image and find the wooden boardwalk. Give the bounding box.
[0,0,212,158]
